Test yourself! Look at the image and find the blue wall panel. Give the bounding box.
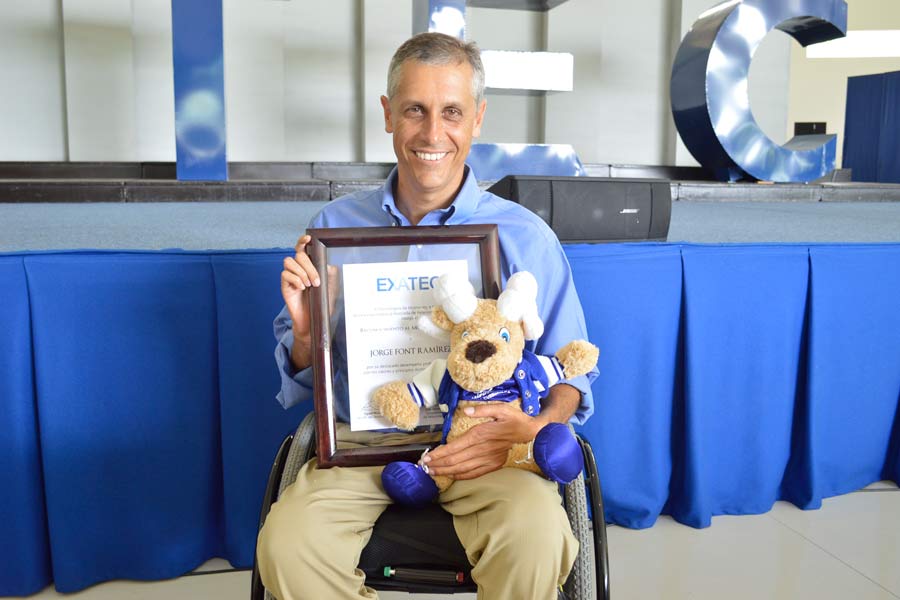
[171,0,228,181]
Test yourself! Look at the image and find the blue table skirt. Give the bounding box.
[1,244,898,595]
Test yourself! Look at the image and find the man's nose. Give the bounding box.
[423,112,442,143]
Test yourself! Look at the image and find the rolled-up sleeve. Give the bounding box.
[518,231,599,425]
[273,304,315,410]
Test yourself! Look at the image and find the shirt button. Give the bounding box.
[526,406,534,415]
[517,369,525,379]
[525,390,532,399]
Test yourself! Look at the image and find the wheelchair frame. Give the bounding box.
[250,412,610,600]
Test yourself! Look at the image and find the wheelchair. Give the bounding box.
[250,412,610,600]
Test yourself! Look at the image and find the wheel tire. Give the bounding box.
[562,474,596,600]
[263,412,317,600]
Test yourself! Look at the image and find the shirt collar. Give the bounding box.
[381,164,481,226]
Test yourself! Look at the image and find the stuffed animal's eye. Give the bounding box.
[499,327,510,343]
[461,330,469,339]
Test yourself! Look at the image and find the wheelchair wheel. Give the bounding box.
[563,473,596,600]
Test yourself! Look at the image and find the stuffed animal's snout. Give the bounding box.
[464,339,496,364]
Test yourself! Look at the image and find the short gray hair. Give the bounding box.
[387,33,485,105]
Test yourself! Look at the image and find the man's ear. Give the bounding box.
[472,98,486,138]
[381,95,394,133]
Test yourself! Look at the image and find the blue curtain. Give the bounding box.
[210,255,309,566]
[568,244,682,529]
[1,245,899,594]
[878,72,900,183]
[803,246,900,500]
[843,70,900,183]
[26,253,225,592]
[0,258,51,596]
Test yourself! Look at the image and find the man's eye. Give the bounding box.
[407,106,423,115]
[499,328,510,343]
[445,108,462,118]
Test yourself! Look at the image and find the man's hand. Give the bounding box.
[422,383,582,481]
[422,403,546,481]
[281,235,321,371]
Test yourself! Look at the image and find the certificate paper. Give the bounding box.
[343,259,468,431]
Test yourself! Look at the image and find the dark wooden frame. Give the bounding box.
[307,224,501,468]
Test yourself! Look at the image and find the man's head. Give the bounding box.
[381,33,487,220]
[387,32,485,106]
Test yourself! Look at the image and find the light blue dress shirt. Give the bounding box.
[274,165,598,425]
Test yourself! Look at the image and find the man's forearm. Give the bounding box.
[533,382,581,433]
[290,328,313,371]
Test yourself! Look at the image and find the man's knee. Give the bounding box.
[257,504,300,575]
[256,490,325,572]
[468,473,572,559]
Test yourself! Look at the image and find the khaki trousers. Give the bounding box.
[256,458,578,600]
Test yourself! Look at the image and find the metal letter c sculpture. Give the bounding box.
[671,0,847,182]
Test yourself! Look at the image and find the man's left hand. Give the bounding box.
[422,404,547,481]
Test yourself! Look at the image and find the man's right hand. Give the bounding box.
[282,235,321,371]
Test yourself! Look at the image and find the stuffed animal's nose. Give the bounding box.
[465,340,496,364]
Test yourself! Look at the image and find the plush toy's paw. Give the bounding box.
[381,462,440,508]
[555,340,599,379]
[373,381,420,430]
[533,422,584,484]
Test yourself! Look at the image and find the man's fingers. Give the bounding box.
[283,255,320,288]
[425,439,508,470]
[281,270,307,291]
[463,404,508,420]
[294,234,311,254]
[450,463,503,481]
[428,452,506,478]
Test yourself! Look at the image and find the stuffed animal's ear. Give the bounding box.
[418,307,454,340]
[498,271,544,340]
[434,273,477,323]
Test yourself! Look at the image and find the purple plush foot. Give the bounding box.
[381,461,440,508]
[533,422,584,484]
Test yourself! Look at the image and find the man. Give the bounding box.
[257,32,598,600]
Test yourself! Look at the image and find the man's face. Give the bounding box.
[381,60,486,206]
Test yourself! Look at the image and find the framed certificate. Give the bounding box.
[306,225,500,468]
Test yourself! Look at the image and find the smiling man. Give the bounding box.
[381,57,485,225]
[258,33,598,600]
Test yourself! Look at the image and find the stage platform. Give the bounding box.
[2,162,900,251]
[2,161,900,205]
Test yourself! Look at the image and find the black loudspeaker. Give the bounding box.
[487,176,671,243]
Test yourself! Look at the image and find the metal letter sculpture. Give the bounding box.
[671,0,847,182]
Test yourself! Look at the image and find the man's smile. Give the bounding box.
[414,151,450,162]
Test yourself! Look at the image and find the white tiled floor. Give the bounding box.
[9,483,898,600]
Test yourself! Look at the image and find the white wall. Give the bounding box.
[0,0,853,168]
[132,0,175,161]
[467,6,546,146]
[546,0,680,166]
[62,0,139,161]
[0,2,68,161]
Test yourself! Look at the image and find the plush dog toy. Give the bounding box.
[373,271,599,508]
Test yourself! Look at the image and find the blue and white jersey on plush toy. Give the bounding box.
[406,350,566,443]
